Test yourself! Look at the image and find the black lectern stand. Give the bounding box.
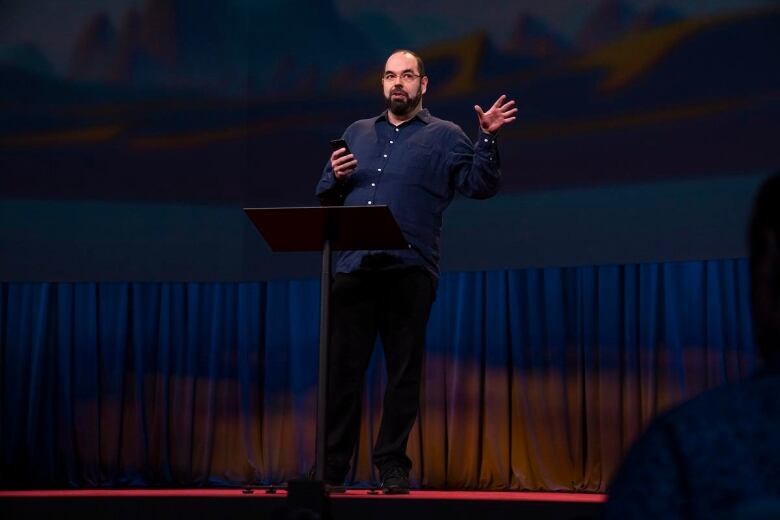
[244,205,407,503]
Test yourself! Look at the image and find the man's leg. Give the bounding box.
[325,271,379,482]
[373,267,436,481]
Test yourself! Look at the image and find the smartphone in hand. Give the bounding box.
[329,139,351,156]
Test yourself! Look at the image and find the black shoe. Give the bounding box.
[380,465,410,494]
[306,465,347,491]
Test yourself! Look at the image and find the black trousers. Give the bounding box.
[325,265,436,476]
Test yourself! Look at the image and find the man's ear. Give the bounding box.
[767,230,780,304]
[421,76,428,96]
[754,228,780,354]
[755,229,780,298]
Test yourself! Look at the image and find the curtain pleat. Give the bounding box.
[0,259,756,490]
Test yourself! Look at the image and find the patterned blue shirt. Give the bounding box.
[315,108,501,278]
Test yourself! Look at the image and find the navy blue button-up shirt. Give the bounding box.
[315,108,501,279]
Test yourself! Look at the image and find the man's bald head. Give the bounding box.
[386,49,425,77]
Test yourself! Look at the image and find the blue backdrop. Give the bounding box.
[0,258,755,490]
[0,0,770,493]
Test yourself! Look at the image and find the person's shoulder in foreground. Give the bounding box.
[603,369,780,519]
[605,170,780,520]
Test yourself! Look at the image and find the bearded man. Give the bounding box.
[315,49,517,493]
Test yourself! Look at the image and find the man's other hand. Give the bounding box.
[474,95,517,134]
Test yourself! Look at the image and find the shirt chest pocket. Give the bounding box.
[395,141,448,198]
[402,142,434,173]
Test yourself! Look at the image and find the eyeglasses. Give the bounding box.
[382,72,423,83]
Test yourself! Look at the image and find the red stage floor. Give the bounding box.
[0,488,606,519]
[0,488,606,501]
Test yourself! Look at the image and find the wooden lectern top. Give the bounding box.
[243,205,408,252]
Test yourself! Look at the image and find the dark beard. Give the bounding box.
[386,86,422,116]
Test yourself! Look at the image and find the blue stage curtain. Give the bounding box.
[0,259,755,490]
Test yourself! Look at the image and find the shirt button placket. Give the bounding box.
[371,129,395,204]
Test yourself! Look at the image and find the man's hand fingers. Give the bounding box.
[500,100,516,111]
[332,153,354,168]
[503,117,516,124]
[474,105,484,116]
[331,148,348,161]
[492,94,507,109]
[334,158,357,178]
[503,108,518,117]
[334,153,354,166]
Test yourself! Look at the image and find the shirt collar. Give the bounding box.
[376,108,431,126]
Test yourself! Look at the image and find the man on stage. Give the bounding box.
[315,49,517,493]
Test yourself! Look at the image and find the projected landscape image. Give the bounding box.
[1,0,778,279]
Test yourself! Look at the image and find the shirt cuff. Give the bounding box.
[477,129,497,148]
[476,129,500,168]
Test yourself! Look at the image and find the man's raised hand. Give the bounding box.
[474,95,517,134]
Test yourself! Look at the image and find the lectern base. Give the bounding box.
[284,479,331,519]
